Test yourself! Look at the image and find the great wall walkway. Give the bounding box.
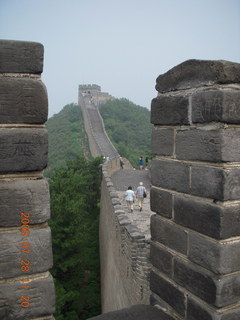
[80,94,154,240]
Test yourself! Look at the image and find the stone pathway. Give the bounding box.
[111,168,154,240]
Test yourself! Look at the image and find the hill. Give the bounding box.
[45,103,91,176]
[99,98,152,167]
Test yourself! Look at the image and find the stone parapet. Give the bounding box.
[0,40,55,319]
[99,158,151,312]
[150,59,240,319]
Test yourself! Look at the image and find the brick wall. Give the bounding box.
[0,40,55,319]
[150,59,240,319]
[99,158,151,312]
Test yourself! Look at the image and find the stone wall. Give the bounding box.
[150,59,240,319]
[99,158,151,313]
[0,40,55,319]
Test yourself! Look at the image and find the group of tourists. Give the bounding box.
[124,182,147,213]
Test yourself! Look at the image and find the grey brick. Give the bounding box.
[176,128,240,162]
[0,178,50,227]
[0,39,43,74]
[0,227,53,279]
[150,188,173,218]
[151,128,174,156]
[155,59,240,93]
[174,195,240,239]
[0,273,55,319]
[189,232,240,274]
[151,96,189,125]
[150,242,173,276]
[0,77,48,124]
[174,258,240,307]
[192,90,240,124]
[187,296,240,320]
[151,159,190,194]
[150,271,185,316]
[0,128,48,172]
[151,214,188,255]
[191,165,240,201]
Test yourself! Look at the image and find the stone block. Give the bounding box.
[189,232,240,274]
[150,187,173,218]
[176,128,240,162]
[0,227,53,279]
[0,39,43,74]
[174,195,240,239]
[150,271,185,316]
[187,296,240,320]
[0,272,55,319]
[87,304,166,320]
[192,90,240,124]
[151,214,188,255]
[191,165,240,201]
[151,128,174,156]
[150,242,173,276]
[151,159,190,194]
[155,59,240,93]
[0,178,50,227]
[174,258,240,307]
[0,128,48,172]
[151,96,189,125]
[0,77,48,124]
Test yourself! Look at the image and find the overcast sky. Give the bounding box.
[1,0,240,117]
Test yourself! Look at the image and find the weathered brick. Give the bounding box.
[155,59,240,93]
[151,214,188,255]
[0,273,55,319]
[151,159,190,194]
[150,295,176,320]
[0,128,48,172]
[174,258,240,307]
[150,187,173,218]
[191,165,240,201]
[151,128,174,156]
[189,232,240,274]
[151,96,189,125]
[0,227,53,279]
[174,195,240,239]
[0,39,43,73]
[176,128,240,162]
[0,77,48,124]
[150,271,185,316]
[150,242,173,276]
[187,296,240,320]
[0,178,50,227]
[192,90,240,124]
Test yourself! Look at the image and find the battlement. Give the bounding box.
[78,83,114,106]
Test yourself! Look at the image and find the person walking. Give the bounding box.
[124,186,135,213]
[135,182,147,212]
[139,156,144,170]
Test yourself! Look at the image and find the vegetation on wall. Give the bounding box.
[49,156,103,320]
[99,98,153,167]
[45,103,91,177]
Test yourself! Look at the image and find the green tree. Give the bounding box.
[99,98,152,167]
[49,156,102,320]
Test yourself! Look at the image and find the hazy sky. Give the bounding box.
[1,0,240,117]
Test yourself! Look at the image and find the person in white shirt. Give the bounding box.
[125,186,135,213]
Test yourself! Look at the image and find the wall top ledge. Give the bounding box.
[156,59,240,93]
[0,39,44,74]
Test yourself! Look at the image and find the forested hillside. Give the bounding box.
[99,98,152,166]
[45,103,90,176]
[49,156,102,319]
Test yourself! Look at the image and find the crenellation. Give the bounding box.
[150,59,240,319]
